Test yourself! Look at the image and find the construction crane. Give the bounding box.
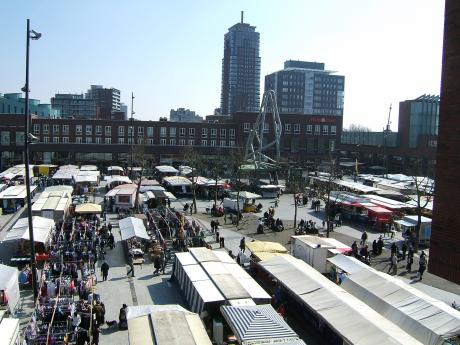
[383,104,392,177]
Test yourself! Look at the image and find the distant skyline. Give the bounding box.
[1,0,444,130]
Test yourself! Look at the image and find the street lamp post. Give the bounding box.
[23,19,41,304]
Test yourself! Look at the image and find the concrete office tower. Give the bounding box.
[51,93,96,119]
[86,85,121,119]
[429,0,460,284]
[265,60,345,116]
[220,12,261,115]
[170,108,203,123]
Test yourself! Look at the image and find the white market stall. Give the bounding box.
[162,176,191,196]
[5,216,55,245]
[74,203,102,214]
[259,255,424,345]
[0,317,20,345]
[104,175,133,189]
[107,166,124,176]
[126,305,212,345]
[32,189,72,222]
[220,304,303,345]
[119,217,149,241]
[395,215,432,244]
[0,185,38,214]
[341,269,460,345]
[105,184,138,211]
[0,265,20,313]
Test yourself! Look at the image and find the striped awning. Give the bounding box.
[221,305,299,344]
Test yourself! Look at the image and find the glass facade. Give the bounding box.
[409,96,439,148]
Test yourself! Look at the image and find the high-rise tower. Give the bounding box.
[220,12,261,115]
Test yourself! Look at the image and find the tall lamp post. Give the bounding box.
[23,19,41,304]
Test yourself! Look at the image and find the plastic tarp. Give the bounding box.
[127,305,212,345]
[327,254,371,275]
[246,241,288,254]
[341,269,460,345]
[119,217,149,240]
[75,203,101,214]
[221,305,299,344]
[0,265,20,312]
[259,256,424,345]
[5,216,54,244]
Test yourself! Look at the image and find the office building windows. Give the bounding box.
[220,129,226,138]
[229,129,235,139]
[160,139,166,145]
[105,126,111,135]
[201,140,207,146]
[105,138,111,144]
[211,128,217,138]
[33,124,40,134]
[86,125,92,135]
[160,127,167,137]
[189,128,195,137]
[170,139,176,145]
[118,126,125,135]
[294,124,300,134]
[147,127,154,137]
[76,137,82,143]
[202,128,208,138]
[63,125,69,135]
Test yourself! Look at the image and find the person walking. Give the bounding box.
[153,255,161,276]
[239,237,246,253]
[388,253,397,275]
[107,232,115,250]
[401,242,408,260]
[406,253,413,272]
[127,257,135,277]
[360,231,368,246]
[418,251,427,280]
[101,261,109,281]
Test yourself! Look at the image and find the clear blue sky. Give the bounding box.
[1,0,444,130]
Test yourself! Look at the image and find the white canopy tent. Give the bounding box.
[0,185,37,200]
[155,165,179,174]
[259,255,424,345]
[0,264,20,313]
[119,217,150,240]
[5,216,54,244]
[341,269,460,345]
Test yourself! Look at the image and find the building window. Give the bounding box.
[147,127,154,137]
[263,123,269,133]
[76,137,82,143]
[53,125,59,134]
[147,139,154,145]
[220,129,226,138]
[170,127,176,137]
[62,125,69,135]
[211,128,217,138]
[53,137,59,143]
[160,127,167,137]
[202,128,208,138]
[96,137,101,144]
[75,125,82,135]
[96,125,102,135]
[210,140,216,147]
[244,123,250,132]
[294,124,300,134]
[229,140,235,147]
[331,125,337,135]
[314,125,321,134]
[137,138,144,145]
[86,137,92,144]
[229,129,235,139]
[42,136,49,143]
[118,138,125,144]
[86,125,92,135]
[105,126,111,135]
[189,128,195,137]
[306,125,312,134]
[170,139,176,145]
[105,138,111,144]
[220,140,226,147]
[62,137,69,143]
[322,126,329,135]
[179,128,185,137]
[127,126,133,136]
[201,140,207,146]
[285,124,291,133]
[179,139,185,146]
[118,126,125,135]
[127,138,133,145]
[43,124,49,134]
[188,139,195,146]
[138,127,144,135]
[160,139,167,146]
[329,139,336,152]
[33,124,40,134]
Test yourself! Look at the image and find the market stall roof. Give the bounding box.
[335,180,381,193]
[104,175,133,185]
[246,241,288,254]
[75,203,102,214]
[0,185,37,199]
[107,165,124,172]
[251,252,289,262]
[44,186,73,195]
[327,254,371,275]
[105,184,138,197]
[0,184,6,192]
[362,194,416,210]
[0,166,33,180]
[342,269,460,345]
[164,191,176,200]
[365,205,393,214]
[0,318,20,345]
[140,179,161,186]
[259,255,424,345]
[175,252,197,266]
[5,216,54,243]
[162,176,191,186]
[188,247,220,262]
[119,217,150,240]
[32,193,70,212]
[258,184,281,189]
[221,305,300,344]
[126,305,212,345]
[80,165,98,171]
[155,165,179,174]
[0,264,20,312]
[52,168,79,180]
[229,191,261,199]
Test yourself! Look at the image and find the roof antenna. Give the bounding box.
[241,11,244,24]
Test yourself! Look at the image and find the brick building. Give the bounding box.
[0,112,342,170]
[429,0,460,284]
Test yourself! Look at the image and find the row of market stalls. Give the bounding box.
[327,254,460,345]
[0,185,38,214]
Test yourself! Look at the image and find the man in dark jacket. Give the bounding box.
[101,261,109,281]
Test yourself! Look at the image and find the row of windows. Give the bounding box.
[159,127,235,138]
[243,123,337,135]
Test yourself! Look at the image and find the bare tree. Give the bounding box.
[344,124,372,132]
[407,159,434,252]
[183,147,203,214]
[209,152,225,208]
[132,144,146,212]
[287,166,304,229]
[229,149,247,226]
